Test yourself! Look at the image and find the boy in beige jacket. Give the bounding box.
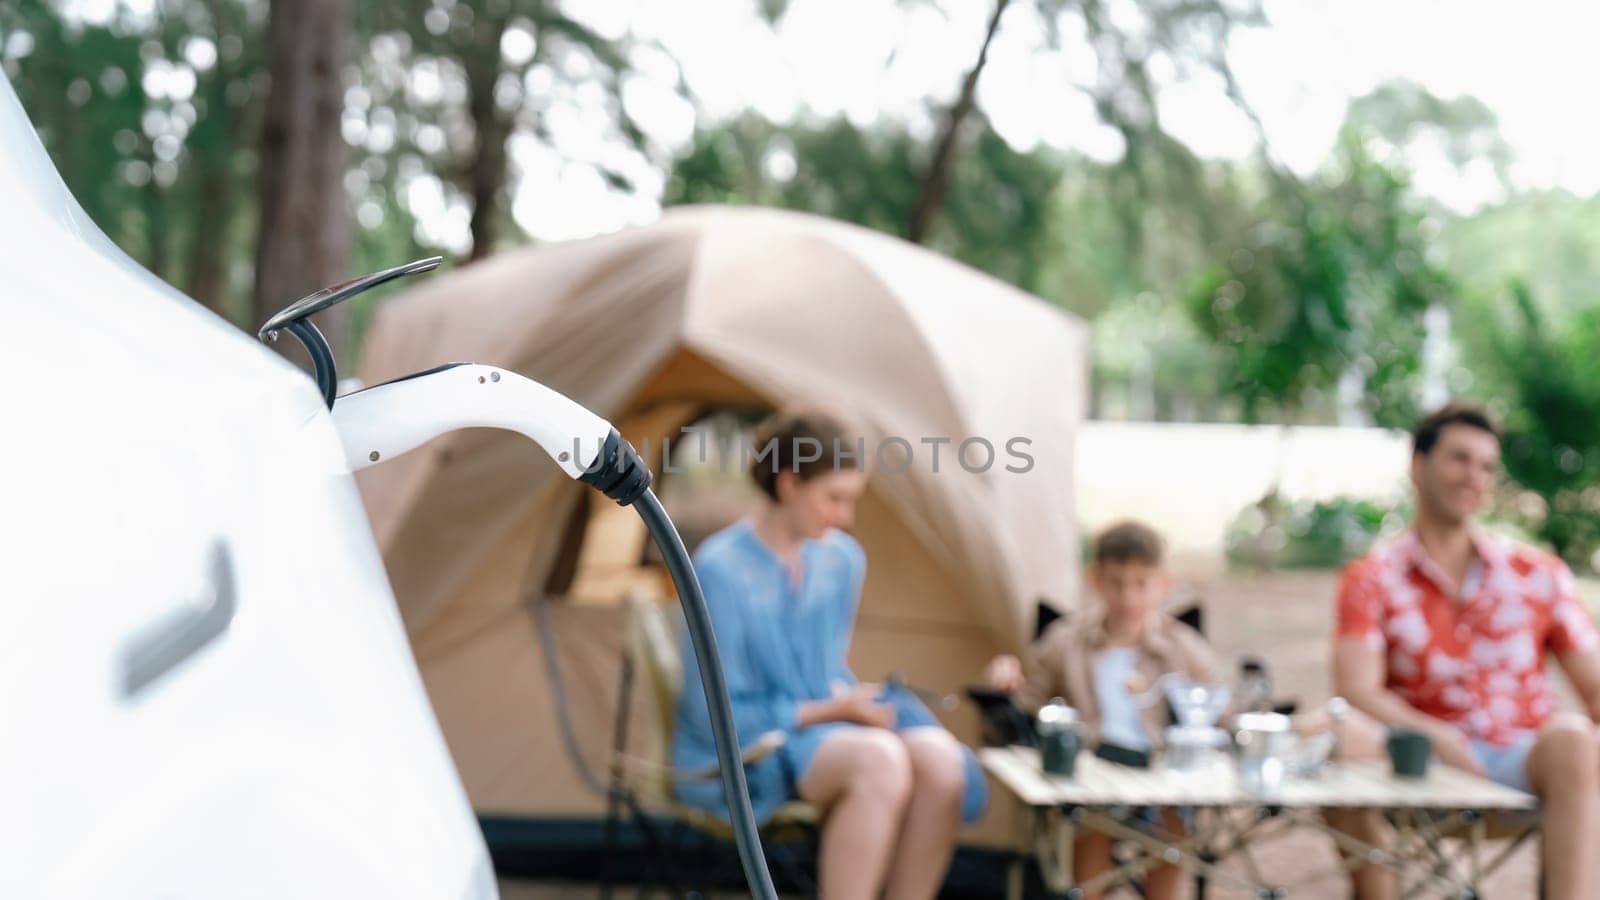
[988,520,1388,899]
[985,520,1205,900]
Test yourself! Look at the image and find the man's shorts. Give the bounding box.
[1470,731,1536,793]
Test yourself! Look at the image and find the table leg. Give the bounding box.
[1058,809,1075,887]
[1469,816,1486,885]
[1033,806,1076,896]
[1077,809,1270,896]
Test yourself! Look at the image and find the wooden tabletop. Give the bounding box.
[981,745,1537,812]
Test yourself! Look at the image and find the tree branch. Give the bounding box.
[907,0,1013,244]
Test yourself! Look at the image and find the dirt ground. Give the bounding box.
[499,568,1551,898]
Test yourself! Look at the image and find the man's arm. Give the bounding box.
[1547,559,1600,721]
[1332,637,1486,775]
[1557,646,1600,723]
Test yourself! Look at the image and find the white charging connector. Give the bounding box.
[331,363,610,477]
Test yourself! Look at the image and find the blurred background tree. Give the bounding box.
[1,0,265,322]
[665,115,1064,298]
[1478,283,1600,569]
[254,0,351,357]
[361,0,649,262]
[1185,121,1450,429]
[9,0,1600,569]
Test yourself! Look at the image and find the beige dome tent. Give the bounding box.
[354,205,1088,844]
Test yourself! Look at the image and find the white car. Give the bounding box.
[0,71,496,900]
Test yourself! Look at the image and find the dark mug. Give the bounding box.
[1041,728,1083,777]
[1386,728,1432,779]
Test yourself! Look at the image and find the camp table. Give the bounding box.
[981,745,1538,898]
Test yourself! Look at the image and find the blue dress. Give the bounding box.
[671,519,987,824]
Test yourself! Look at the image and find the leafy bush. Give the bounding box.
[1227,493,1410,570]
[1480,284,1600,573]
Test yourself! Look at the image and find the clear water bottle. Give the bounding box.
[1236,657,1273,714]
[1235,711,1294,795]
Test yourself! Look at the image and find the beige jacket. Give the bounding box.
[1015,609,1219,749]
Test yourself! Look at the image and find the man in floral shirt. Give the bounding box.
[1334,402,1600,900]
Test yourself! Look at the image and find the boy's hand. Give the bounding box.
[984,654,1025,693]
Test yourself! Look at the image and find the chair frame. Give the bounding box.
[599,594,821,899]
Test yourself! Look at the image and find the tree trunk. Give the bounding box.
[183,0,261,325]
[906,0,1011,244]
[186,156,232,320]
[185,62,238,321]
[464,17,509,262]
[143,169,168,282]
[253,0,352,361]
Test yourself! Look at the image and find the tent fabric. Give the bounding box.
[354,205,1088,842]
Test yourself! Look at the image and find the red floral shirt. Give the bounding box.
[1335,530,1600,746]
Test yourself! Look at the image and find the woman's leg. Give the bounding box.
[883,727,967,900]
[796,727,913,900]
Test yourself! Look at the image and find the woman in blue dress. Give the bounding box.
[673,406,987,900]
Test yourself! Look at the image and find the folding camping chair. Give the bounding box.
[602,593,820,898]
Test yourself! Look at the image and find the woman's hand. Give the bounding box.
[983,654,1025,693]
[836,684,897,728]
[837,679,882,700]
[798,684,896,729]
[831,683,897,728]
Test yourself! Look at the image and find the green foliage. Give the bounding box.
[1226,493,1410,570]
[666,115,921,237]
[664,114,1067,299]
[1187,126,1449,427]
[1,0,642,351]
[1345,78,1513,185]
[665,111,1313,423]
[1483,283,1600,570]
[1039,0,1266,251]
[1441,190,1600,322]
[1091,292,1232,420]
[2,0,267,320]
[12,0,1600,456]
[360,0,648,258]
